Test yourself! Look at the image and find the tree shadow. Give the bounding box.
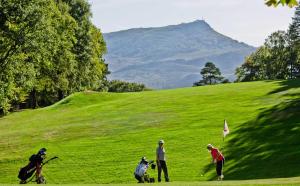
[267,80,300,95]
[220,81,300,180]
[199,163,215,177]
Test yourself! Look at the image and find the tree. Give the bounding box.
[235,47,270,82]
[0,0,56,113]
[62,0,108,92]
[287,3,300,78]
[27,0,78,108]
[236,31,290,82]
[264,31,290,79]
[0,0,108,115]
[265,0,298,7]
[194,62,224,86]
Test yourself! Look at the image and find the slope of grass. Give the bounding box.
[0,80,300,184]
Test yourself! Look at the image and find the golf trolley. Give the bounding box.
[143,160,156,183]
[18,156,59,184]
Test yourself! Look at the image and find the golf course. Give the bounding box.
[0,80,300,185]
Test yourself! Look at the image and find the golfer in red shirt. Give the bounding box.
[207,144,225,180]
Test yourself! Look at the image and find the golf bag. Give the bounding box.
[18,156,58,184]
[18,166,36,182]
[18,155,38,181]
[148,160,156,183]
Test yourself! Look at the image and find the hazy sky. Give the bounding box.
[88,0,295,47]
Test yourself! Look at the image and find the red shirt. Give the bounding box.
[211,148,224,161]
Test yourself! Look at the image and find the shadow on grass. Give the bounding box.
[200,163,215,177]
[221,80,300,180]
[268,80,300,95]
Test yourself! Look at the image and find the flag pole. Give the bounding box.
[222,119,229,149]
[222,119,227,177]
[223,119,226,142]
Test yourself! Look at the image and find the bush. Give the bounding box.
[222,79,231,84]
[107,80,148,93]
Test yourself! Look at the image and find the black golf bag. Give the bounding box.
[18,155,38,181]
[18,155,58,184]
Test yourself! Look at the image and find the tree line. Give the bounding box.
[236,4,300,82]
[0,0,109,115]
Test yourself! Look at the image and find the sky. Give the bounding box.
[88,0,295,47]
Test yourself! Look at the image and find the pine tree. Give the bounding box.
[195,62,224,86]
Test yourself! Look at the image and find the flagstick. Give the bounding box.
[222,119,226,179]
[222,119,230,177]
[223,121,225,142]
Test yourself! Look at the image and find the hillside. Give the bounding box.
[0,80,300,184]
[104,20,256,89]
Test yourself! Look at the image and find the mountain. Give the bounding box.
[103,20,256,89]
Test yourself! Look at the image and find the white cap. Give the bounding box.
[158,139,165,144]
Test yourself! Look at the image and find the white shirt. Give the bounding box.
[156,147,166,161]
[134,163,148,177]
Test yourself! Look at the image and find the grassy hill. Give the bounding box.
[0,80,300,184]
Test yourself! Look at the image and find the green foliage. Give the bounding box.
[287,4,300,78]
[194,62,224,86]
[107,80,147,92]
[265,0,298,7]
[0,80,300,183]
[0,0,108,115]
[221,79,230,84]
[236,3,300,82]
[0,0,52,113]
[236,31,291,82]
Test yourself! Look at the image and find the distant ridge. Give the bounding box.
[104,20,256,89]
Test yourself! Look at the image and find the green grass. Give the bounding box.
[2,177,300,186]
[0,80,300,184]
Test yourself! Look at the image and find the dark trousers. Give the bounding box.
[216,159,225,176]
[135,174,144,183]
[135,174,149,183]
[157,160,169,182]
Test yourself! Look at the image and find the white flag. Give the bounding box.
[223,120,230,138]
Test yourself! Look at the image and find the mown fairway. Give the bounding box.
[0,80,300,184]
